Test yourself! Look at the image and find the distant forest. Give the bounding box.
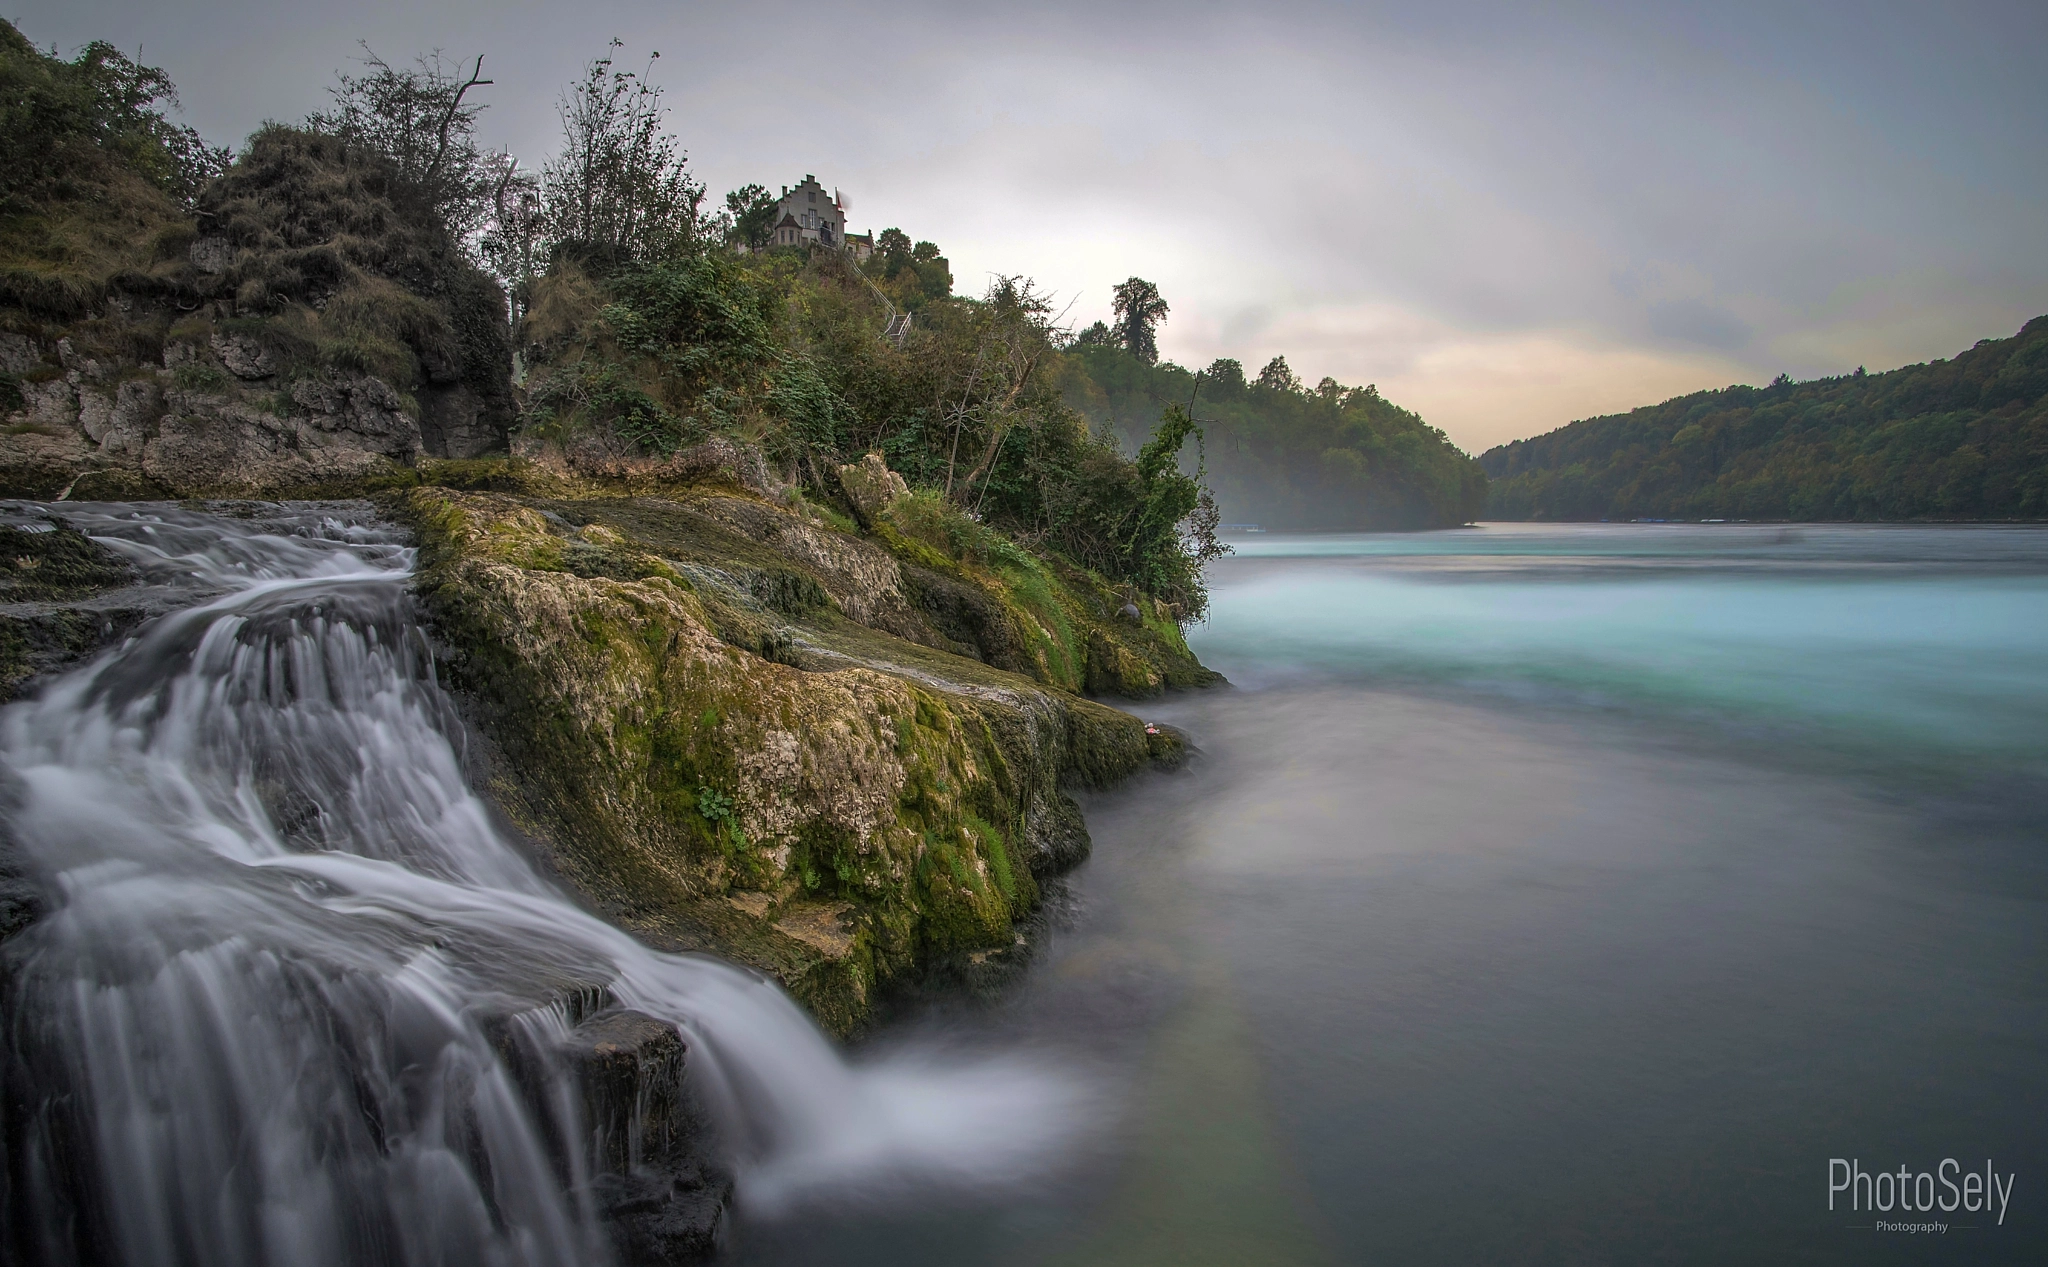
[1482,316,2048,521]
[1060,343,1486,531]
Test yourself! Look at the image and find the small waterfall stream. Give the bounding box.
[0,503,1082,1266]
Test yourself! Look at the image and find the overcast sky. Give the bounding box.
[17,0,2048,451]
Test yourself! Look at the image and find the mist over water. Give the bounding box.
[747,523,2048,1266]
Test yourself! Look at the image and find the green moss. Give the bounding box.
[394,485,1203,1033]
[0,522,132,599]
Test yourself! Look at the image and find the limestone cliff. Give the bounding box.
[396,460,1202,1032]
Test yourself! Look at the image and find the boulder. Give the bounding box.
[835,451,909,524]
[562,1009,729,1265]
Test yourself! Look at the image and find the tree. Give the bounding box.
[1111,276,1169,365]
[1256,355,1300,393]
[1204,358,1246,392]
[0,24,228,208]
[541,41,705,268]
[722,183,777,250]
[308,45,507,247]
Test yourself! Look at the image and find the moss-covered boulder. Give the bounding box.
[399,484,1190,1031]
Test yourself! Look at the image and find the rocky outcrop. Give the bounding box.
[564,1010,728,1263]
[0,516,146,699]
[835,451,909,527]
[398,482,1198,1032]
[0,128,515,500]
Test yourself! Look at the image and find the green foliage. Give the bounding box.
[541,40,706,269]
[695,785,733,822]
[1110,276,1169,365]
[1063,344,1486,530]
[722,183,778,251]
[0,21,228,211]
[523,247,1222,616]
[0,21,221,318]
[305,44,513,256]
[1482,316,2048,520]
[188,127,513,426]
[523,249,779,451]
[864,228,951,308]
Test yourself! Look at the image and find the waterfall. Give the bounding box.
[0,503,1085,1266]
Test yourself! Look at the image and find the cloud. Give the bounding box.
[16,0,2048,450]
[1646,299,1753,352]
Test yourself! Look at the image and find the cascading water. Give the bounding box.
[0,502,1086,1266]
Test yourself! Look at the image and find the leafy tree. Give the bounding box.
[1256,355,1300,393]
[307,45,510,247]
[0,23,228,208]
[1204,358,1246,392]
[541,41,705,269]
[1072,321,1112,348]
[1111,276,1169,365]
[867,228,950,305]
[722,183,778,250]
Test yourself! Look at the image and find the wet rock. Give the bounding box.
[563,1009,731,1264]
[0,520,149,700]
[594,1170,727,1265]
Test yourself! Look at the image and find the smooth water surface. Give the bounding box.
[744,523,2048,1265]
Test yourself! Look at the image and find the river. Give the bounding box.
[3,512,2041,1264]
[740,523,2048,1266]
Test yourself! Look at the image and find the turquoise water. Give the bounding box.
[1204,524,2048,766]
[742,524,2048,1266]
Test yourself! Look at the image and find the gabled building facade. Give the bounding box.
[764,175,875,261]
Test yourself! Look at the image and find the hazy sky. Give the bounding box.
[17,0,2048,451]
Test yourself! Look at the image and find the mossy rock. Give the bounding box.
[396,486,1205,1031]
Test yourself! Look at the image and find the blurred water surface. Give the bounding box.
[739,524,2048,1266]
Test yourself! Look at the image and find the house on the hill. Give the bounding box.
[764,175,875,261]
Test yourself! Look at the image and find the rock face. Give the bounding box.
[0,128,515,500]
[0,516,145,699]
[399,479,1205,1031]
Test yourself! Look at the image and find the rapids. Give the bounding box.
[0,501,1081,1267]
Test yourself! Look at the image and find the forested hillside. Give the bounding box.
[1481,317,2048,521]
[1061,343,1486,530]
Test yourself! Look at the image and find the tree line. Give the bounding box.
[1068,283,1486,530]
[1481,319,2048,521]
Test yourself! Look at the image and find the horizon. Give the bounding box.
[16,0,2046,453]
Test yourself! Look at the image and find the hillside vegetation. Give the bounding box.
[1482,317,2048,521]
[1064,344,1487,530]
[0,20,1220,1031]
